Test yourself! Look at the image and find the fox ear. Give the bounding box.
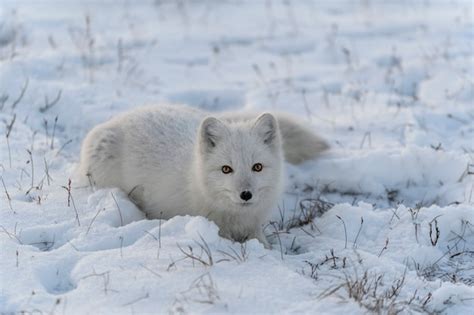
[253,113,278,145]
[200,117,228,150]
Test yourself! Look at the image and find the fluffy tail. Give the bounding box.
[275,113,329,164]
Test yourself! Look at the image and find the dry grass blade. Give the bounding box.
[217,243,249,263]
[1,176,14,213]
[110,192,124,227]
[39,90,62,113]
[336,215,348,249]
[61,179,80,226]
[353,216,364,248]
[5,114,16,168]
[11,78,29,110]
[177,243,212,267]
[176,234,218,267]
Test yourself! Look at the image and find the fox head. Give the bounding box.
[196,113,284,216]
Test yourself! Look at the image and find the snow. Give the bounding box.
[1,0,473,314]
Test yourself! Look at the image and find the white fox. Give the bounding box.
[79,105,328,247]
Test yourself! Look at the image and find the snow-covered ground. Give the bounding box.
[1,0,473,314]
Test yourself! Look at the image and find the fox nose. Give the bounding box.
[240,190,252,201]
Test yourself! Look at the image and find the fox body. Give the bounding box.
[79,105,327,247]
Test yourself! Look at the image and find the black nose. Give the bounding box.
[240,190,252,201]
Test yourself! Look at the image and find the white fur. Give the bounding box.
[79,105,327,247]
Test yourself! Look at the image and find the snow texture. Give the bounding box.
[1,0,473,314]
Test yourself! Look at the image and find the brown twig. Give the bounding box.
[26,149,34,190]
[336,215,348,249]
[61,179,80,226]
[110,192,124,227]
[1,176,14,213]
[5,114,16,168]
[378,238,389,257]
[50,115,58,149]
[39,90,62,113]
[11,78,29,110]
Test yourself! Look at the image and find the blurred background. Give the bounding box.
[1,0,472,151]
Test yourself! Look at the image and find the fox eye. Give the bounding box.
[222,165,233,174]
[252,163,263,172]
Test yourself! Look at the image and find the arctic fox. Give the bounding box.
[79,105,328,247]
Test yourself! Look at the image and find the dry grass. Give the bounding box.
[319,267,436,314]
